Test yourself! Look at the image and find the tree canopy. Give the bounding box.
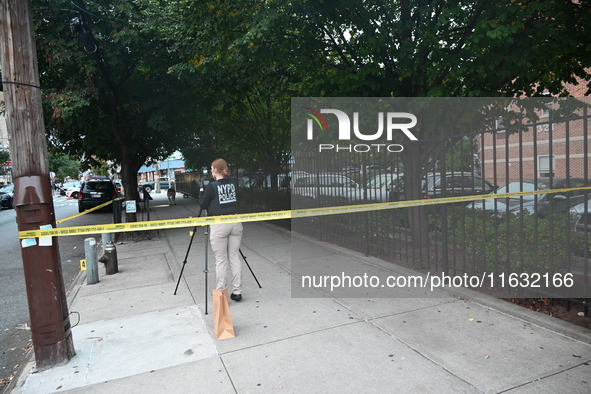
[48,152,81,183]
[187,0,589,242]
[0,149,9,178]
[168,0,591,169]
[240,0,591,97]
[33,0,200,216]
[156,0,296,172]
[28,0,591,226]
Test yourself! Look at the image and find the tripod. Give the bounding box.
[173,209,262,315]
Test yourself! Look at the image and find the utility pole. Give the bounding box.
[0,0,75,370]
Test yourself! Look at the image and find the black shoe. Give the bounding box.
[230,293,242,301]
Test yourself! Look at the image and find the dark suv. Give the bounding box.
[78,180,118,213]
[0,184,14,209]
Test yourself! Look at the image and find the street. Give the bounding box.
[0,194,115,389]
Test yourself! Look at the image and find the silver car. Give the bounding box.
[60,181,82,198]
[570,198,591,232]
[291,174,362,203]
[365,173,401,202]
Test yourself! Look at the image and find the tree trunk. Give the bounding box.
[119,149,140,223]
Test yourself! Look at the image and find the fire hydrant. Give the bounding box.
[99,241,119,275]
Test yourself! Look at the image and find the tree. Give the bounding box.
[33,0,201,221]
[194,84,292,189]
[442,138,478,173]
[209,0,591,245]
[48,152,81,183]
[160,0,591,245]
[89,160,109,177]
[31,0,591,240]
[159,0,296,183]
[0,149,10,181]
[0,150,9,165]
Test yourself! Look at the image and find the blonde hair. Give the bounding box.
[212,158,230,178]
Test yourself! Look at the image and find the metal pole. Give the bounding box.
[204,217,210,315]
[85,238,99,285]
[113,199,121,242]
[155,163,161,193]
[102,232,112,250]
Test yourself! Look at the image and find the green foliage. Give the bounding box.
[441,137,477,173]
[237,0,591,98]
[433,206,582,274]
[0,149,10,176]
[30,0,591,221]
[90,161,109,177]
[166,0,591,238]
[33,0,201,205]
[0,150,9,164]
[158,0,297,169]
[48,152,81,182]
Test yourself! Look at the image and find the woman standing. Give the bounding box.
[199,158,244,301]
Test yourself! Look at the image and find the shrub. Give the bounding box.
[433,206,583,274]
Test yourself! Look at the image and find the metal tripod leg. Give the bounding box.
[204,223,210,315]
[239,249,261,288]
[174,226,198,295]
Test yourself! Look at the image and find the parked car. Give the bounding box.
[471,180,549,216]
[78,180,119,213]
[341,165,360,175]
[59,181,82,198]
[365,173,402,202]
[570,198,591,233]
[473,178,590,217]
[284,171,309,193]
[291,173,362,202]
[139,177,175,193]
[238,173,265,188]
[0,184,14,209]
[524,178,591,217]
[238,173,289,190]
[389,172,497,202]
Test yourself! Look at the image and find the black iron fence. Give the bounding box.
[291,108,590,310]
[175,162,291,227]
[174,108,590,310]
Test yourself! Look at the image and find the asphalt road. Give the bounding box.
[0,194,115,390]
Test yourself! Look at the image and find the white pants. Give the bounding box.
[209,222,243,294]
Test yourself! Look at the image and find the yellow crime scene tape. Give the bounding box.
[55,197,125,224]
[18,187,591,239]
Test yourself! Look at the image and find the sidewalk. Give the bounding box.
[7,192,591,394]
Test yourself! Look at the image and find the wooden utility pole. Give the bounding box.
[0,0,75,369]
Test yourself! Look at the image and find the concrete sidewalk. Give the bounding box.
[7,192,591,394]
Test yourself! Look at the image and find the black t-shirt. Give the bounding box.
[199,178,238,216]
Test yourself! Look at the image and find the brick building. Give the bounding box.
[480,77,590,188]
